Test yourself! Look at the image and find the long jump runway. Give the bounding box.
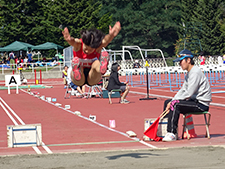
[0,80,225,156]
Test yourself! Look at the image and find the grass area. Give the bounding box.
[0,85,46,90]
[0,66,55,74]
[21,67,54,72]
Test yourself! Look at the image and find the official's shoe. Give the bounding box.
[162,132,177,142]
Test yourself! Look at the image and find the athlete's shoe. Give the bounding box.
[71,57,81,81]
[100,51,109,75]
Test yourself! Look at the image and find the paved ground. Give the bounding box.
[0,146,225,169]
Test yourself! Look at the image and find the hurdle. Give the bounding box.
[126,68,186,91]
[34,69,42,84]
[126,65,225,92]
[204,70,225,89]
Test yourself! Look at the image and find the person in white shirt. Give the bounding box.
[67,67,86,97]
[23,56,28,69]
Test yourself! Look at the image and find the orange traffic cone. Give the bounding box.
[183,114,197,139]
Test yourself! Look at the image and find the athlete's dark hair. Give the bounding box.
[80,28,105,49]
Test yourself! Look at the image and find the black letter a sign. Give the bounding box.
[9,76,17,85]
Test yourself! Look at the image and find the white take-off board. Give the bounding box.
[7,124,42,148]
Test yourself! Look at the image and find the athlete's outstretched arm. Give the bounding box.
[62,27,81,50]
[100,21,121,48]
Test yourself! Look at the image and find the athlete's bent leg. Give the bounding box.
[87,60,102,86]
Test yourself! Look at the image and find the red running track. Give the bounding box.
[0,78,225,156]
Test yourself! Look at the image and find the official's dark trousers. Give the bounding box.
[163,99,209,134]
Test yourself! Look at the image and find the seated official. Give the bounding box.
[107,62,130,104]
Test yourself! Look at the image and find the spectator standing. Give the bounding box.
[27,51,33,63]
[23,56,28,69]
[9,51,15,68]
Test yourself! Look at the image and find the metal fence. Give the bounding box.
[0,61,64,75]
[0,55,222,75]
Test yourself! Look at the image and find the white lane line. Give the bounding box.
[22,88,225,151]
[32,147,42,154]
[0,97,41,154]
[139,140,157,148]
[0,97,25,125]
[27,91,158,149]
[0,97,53,154]
[41,143,53,154]
[0,101,18,125]
[211,95,225,99]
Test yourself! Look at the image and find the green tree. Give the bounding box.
[194,0,225,55]
[0,0,111,50]
[218,2,225,37]
[181,0,199,23]
[176,0,201,55]
[178,0,225,55]
[97,0,181,58]
[0,0,49,46]
[46,0,111,47]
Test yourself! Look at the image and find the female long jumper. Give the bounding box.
[62,22,121,86]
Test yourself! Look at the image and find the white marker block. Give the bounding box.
[55,103,62,107]
[65,105,70,109]
[109,120,116,128]
[46,97,51,102]
[75,111,81,115]
[89,115,96,121]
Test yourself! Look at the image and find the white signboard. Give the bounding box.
[5,75,21,94]
[5,75,21,86]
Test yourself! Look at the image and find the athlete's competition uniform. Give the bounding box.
[73,39,100,68]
